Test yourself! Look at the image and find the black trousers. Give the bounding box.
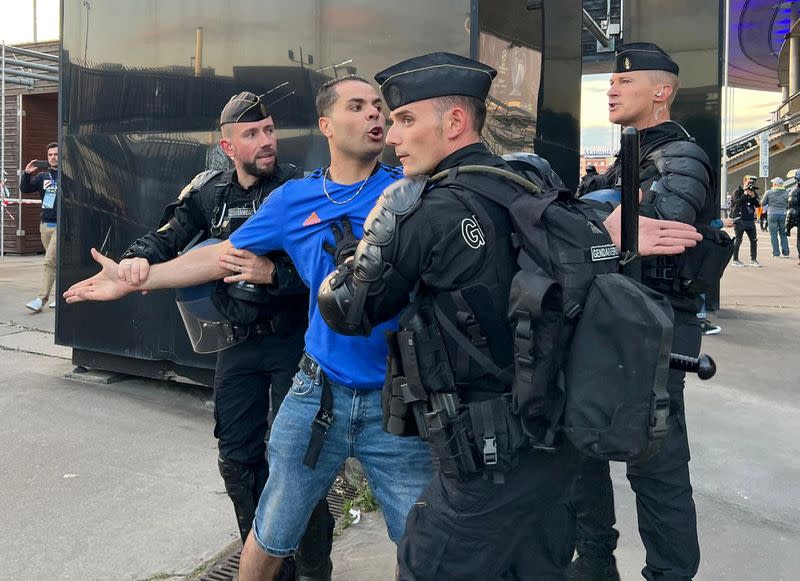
[569,314,702,581]
[398,444,580,581]
[733,220,758,261]
[213,328,305,465]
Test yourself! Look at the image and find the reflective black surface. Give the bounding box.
[57,0,472,367]
[57,0,583,373]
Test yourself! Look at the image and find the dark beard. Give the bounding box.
[241,158,275,179]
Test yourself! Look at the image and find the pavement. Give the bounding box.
[1,226,799,581]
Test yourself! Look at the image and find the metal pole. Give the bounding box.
[0,67,57,83]
[791,35,800,97]
[582,9,611,48]
[0,75,34,88]
[720,0,730,210]
[2,57,59,74]
[620,127,641,280]
[2,41,6,258]
[17,94,22,249]
[4,44,59,62]
[194,27,203,76]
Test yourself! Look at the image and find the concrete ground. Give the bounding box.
[1,226,799,580]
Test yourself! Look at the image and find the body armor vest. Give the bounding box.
[420,179,517,400]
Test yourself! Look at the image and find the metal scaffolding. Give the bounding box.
[1,41,59,257]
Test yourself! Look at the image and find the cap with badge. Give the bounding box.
[375,52,497,110]
[219,91,271,126]
[613,42,679,75]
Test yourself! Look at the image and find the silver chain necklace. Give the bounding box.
[322,166,371,205]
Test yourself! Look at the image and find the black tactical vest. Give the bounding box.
[422,177,518,401]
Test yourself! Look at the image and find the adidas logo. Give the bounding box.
[303,211,321,226]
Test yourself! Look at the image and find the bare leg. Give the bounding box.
[239,530,285,581]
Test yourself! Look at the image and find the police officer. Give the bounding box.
[568,44,716,581]
[577,164,604,197]
[118,92,333,580]
[313,52,580,580]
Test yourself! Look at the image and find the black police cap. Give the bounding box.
[613,42,679,76]
[375,52,497,110]
[219,91,270,126]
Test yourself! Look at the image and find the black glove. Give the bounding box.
[322,217,359,266]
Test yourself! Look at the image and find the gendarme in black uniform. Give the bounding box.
[122,93,333,580]
[570,45,715,581]
[318,53,579,580]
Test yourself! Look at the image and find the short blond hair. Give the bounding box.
[649,70,680,106]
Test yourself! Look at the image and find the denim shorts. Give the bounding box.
[252,362,433,556]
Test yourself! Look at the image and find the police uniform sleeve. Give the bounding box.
[318,178,485,335]
[121,171,217,263]
[647,141,711,224]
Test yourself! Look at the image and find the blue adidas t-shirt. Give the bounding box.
[229,163,404,389]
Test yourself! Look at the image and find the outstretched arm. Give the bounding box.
[603,203,702,255]
[64,240,251,303]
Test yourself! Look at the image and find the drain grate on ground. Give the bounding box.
[198,545,240,581]
[197,476,359,580]
[327,475,360,520]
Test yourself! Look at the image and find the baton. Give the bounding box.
[620,127,642,280]
[619,127,716,380]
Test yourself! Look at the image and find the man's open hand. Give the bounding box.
[603,204,702,256]
[64,248,137,303]
[218,248,275,284]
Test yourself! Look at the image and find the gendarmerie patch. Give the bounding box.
[590,244,620,262]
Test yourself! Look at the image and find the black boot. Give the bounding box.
[567,554,621,581]
[217,454,268,543]
[294,497,335,581]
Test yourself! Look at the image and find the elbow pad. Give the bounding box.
[649,141,711,223]
[318,264,373,336]
[318,176,426,336]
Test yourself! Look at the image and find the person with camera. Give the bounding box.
[20,142,60,313]
[730,176,762,267]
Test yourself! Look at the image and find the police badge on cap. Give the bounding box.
[613,42,679,75]
[219,91,271,126]
[375,52,497,110]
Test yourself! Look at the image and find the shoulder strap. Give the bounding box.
[431,164,543,200]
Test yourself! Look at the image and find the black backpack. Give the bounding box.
[429,153,673,461]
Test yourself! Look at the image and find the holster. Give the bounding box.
[465,395,528,483]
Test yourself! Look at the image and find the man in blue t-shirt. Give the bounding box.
[64,76,433,581]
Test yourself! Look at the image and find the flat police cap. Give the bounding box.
[219,91,270,126]
[375,52,497,110]
[613,42,679,75]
